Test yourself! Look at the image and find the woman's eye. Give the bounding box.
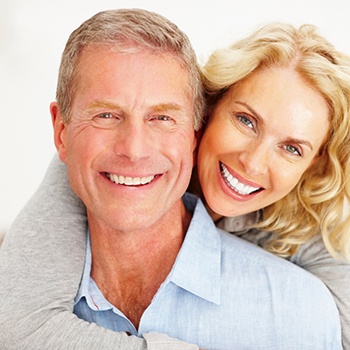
[237,114,254,129]
[284,144,302,156]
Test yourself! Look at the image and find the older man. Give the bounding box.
[0,9,341,350]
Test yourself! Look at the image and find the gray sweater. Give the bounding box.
[0,155,349,349]
[0,156,198,350]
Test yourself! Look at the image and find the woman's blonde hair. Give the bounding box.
[202,23,350,259]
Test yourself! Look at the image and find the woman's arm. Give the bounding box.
[290,234,350,350]
[0,154,198,350]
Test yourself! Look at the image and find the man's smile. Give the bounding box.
[105,172,156,186]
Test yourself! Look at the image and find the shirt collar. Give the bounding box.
[75,193,221,307]
[75,233,91,306]
[169,193,221,305]
[75,233,114,311]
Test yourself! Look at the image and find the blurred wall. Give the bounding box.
[1,0,350,233]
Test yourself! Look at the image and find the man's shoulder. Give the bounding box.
[218,227,329,288]
[218,228,341,336]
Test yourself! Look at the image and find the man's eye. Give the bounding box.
[92,112,122,129]
[98,112,113,119]
[155,115,171,121]
[148,114,175,129]
[284,144,302,156]
[149,115,174,123]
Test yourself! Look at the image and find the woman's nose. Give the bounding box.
[238,142,270,177]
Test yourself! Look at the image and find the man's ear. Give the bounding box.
[50,102,68,163]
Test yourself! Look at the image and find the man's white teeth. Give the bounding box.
[220,163,260,195]
[107,173,155,186]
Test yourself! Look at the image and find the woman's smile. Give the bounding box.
[219,162,263,196]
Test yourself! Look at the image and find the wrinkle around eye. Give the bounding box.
[146,115,177,130]
[230,112,256,133]
[91,111,123,124]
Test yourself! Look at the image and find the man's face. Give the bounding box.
[52,45,197,233]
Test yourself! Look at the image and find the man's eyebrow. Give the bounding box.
[87,101,183,112]
[152,103,184,112]
[235,100,313,151]
[87,101,121,110]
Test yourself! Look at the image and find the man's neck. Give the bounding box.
[88,201,192,329]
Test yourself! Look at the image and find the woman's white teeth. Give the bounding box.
[220,164,260,195]
[107,173,155,186]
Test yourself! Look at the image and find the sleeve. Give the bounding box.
[0,154,198,350]
[290,235,350,350]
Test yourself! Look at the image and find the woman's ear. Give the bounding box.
[50,102,68,163]
[311,144,327,167]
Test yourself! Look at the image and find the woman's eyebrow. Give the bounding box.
[235,100,265,125]
[285,137,314,151]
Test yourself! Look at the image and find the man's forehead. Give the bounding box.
[73,45,196,124]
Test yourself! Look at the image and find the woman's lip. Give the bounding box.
[217,162,264,202]
[219,162,263,189]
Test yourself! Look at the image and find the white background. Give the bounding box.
[1,0,350,234]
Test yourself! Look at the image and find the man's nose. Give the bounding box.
[114,120,153,161]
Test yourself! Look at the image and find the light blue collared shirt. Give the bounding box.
[74,193,341,349]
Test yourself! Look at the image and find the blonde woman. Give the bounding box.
[195,22,350,348]
[1,20,349,349]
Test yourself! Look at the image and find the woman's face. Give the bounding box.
[197,66,330,218]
